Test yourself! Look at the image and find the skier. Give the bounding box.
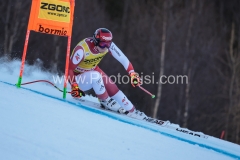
[68,28,147,119]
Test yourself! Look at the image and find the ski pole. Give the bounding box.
[138,85,155,98]
[20,80,71,93]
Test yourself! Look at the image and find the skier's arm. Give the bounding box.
[109,42,142,87]
[109,42,134,74]
[69,46,84,84]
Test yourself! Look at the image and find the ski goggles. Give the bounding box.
[98,41,112,48]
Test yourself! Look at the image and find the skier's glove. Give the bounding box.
[71,82,85,98]
[129,72,142,87]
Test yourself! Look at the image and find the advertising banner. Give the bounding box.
[28,0,74,36]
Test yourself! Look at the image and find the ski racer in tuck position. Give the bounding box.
[68,28,147,119]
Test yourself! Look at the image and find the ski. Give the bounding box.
[143,117,170,127]
[72,97,170,127]
[72,97,208,139]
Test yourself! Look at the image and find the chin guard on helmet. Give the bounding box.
[93,28,113,48]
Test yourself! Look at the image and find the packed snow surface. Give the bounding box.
[0,58,239,160]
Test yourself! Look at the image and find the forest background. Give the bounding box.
[0,0,240,144]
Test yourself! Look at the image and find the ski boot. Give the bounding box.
[127,109,148,120]
[100,97,127,114]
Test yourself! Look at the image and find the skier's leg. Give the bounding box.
[103,77,147,119]
[76,71,122,112]
[77,71,151,119]
[111,90,135,111]
[95,67,135,112]
[94,66,119,96]
[76,71,108,99]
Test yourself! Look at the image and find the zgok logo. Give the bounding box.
[40,2,70,13]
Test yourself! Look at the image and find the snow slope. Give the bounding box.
[0,58,240,160]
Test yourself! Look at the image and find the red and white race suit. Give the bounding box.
[68,38,135,111]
